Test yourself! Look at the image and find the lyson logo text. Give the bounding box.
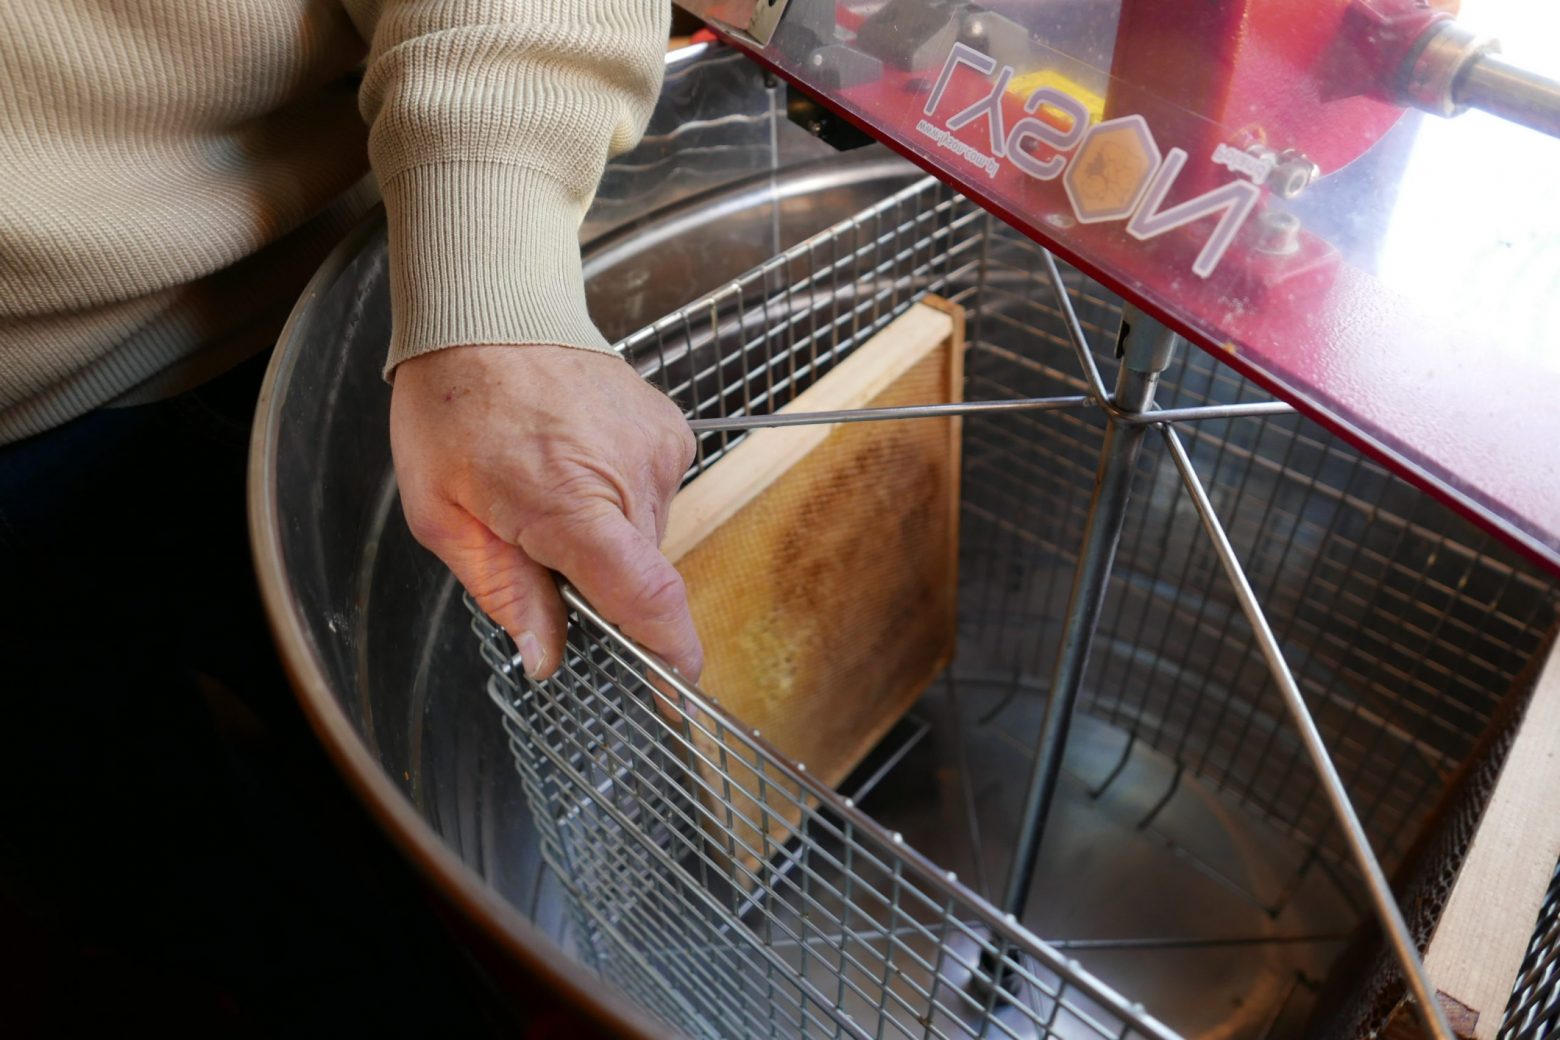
[917,44,1261,278]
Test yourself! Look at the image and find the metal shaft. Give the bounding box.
[1457,51,1560,139]
[687,395,1091,432]
[686,396,1291,434]
[1401,21,1560,140]
[1000,305,1178,919]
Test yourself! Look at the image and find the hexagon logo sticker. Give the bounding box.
[1063,115,1160,224]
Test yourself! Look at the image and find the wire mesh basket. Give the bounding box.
[477,591,1174,1040]
[470,175,1558,1039]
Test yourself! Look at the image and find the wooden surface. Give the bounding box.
[1422,638,1560,1038]
[664,299,964,877]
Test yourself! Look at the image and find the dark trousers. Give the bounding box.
[0,355,504,1035]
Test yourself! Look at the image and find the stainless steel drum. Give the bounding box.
[251,43,1558,1040]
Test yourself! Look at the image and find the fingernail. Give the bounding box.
[517,631,544,680]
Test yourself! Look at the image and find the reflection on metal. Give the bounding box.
[1118,399,1296,423]
[1039,248,1110,404]
[1269,150,1321,200]
[685,394,1297,432]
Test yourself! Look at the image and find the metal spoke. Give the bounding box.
[1159,424,1455,1040]
[687,395,1091,432]
[1116,400,1295,424]
[686,396,1292,433]
[1039,249,1111,405]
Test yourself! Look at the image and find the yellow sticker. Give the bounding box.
[1006,69,1106,124]
[1067,121,1156,219]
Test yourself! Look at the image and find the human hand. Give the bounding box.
[389,344,703,682]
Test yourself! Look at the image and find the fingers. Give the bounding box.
[389,344,703,688]
[407,504,568,680]
[521,505,704,683]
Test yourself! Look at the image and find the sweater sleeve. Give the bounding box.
[342,0,668,376]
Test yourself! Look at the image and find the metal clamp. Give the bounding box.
[1400,19,1560,139]
[1400,21,1498,119]
[747,0,793,46]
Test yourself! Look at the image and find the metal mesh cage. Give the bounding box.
[470,175,1558,1039]
[476,590,1175,1040]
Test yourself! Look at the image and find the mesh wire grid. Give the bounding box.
[470,174,1558,1037]
[960,229,1555,892]
[1501,854,1560,1040]
[478,591,1175,1040]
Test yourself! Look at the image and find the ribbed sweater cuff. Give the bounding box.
[379,161,612,378]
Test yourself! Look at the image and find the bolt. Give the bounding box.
[1255,210,1302,256]
[1240,143,1318,198]
[1271,149,1320,199]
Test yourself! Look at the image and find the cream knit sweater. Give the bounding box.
[0,0,667,443]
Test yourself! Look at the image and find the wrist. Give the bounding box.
[379,163,613,379]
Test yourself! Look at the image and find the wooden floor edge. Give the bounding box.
[1422,632,1560,1039]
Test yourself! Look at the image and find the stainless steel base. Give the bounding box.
[876,681,1354,1038]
